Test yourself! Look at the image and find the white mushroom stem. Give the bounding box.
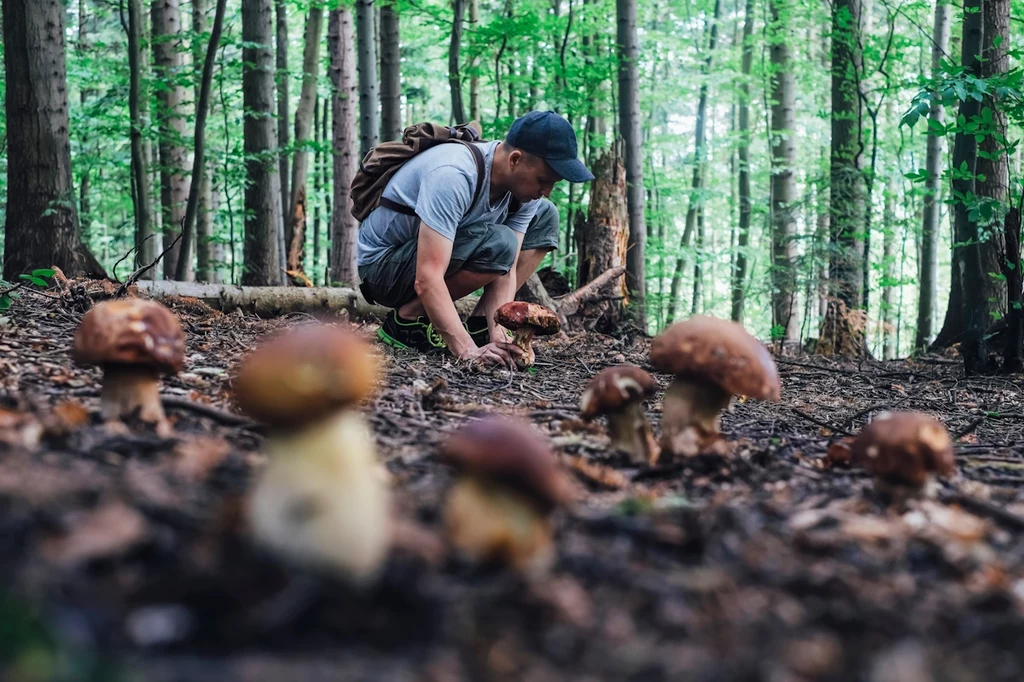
[511,328,537,367]
[660,377,733,458]
[248,410,392,584]
[100,366,168,430]
[444,475,554,578]
[606,402,660,466]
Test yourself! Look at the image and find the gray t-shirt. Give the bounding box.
[356,141,540,267]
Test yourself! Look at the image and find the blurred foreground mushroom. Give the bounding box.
[72,299,185,435]
[440,416,574,577]
[494,301,561,368]
[851,411,954,499]
[650,316,780,458]
[232,325,390,584]
[580,365,660,465]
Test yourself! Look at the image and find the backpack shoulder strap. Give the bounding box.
[378,140,487,218]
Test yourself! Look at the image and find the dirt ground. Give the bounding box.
[2,285,1024,682]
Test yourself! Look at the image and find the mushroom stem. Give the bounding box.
[444,475,554,577]
[607,402,660,466]
[248,410,392,583]
[660,377,733,458]
[100,366,167,428]
[511,328,537,367]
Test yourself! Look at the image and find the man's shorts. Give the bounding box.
[358,198,560,309]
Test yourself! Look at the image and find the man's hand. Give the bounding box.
[458,341,524,368]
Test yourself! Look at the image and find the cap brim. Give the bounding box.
[546,157,595,183]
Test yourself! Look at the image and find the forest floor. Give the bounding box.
[3,283,1024,681]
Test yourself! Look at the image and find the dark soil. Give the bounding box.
[2,284,1024,682]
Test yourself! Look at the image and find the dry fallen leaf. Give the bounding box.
[174,435,233,480]
[0,407,42,449]
[40,500,148,567]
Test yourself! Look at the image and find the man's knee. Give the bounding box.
[459,224,518,275]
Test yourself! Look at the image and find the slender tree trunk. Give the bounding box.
[1,0,104,279]
[242,0,284,286]
[329,8,360,285]
[78,0,92,244]
[321,96,332,283]
[356,0,379,155]
[915,0,950,351]
[769,0,797,339]
[379,2,401,140]
[285,5,325,275]
[667,0,721,324]
[449,0,468,124]
[313,98,322,285]
[174,0,227,282]
[882,165,897,359]
[152,0,191,279]
[616,0,647,327]
[193,0,216,282]
[952,0,992,374]
[469,0,480,121]
[126,0,155,278]
[731,0,754,323]
[691,199,705,315]
[276,0,290,234]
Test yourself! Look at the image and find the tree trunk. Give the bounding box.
[78,0,92,244]
[449,0,468,124]
[152,0,191,280]
[818,0,866,356]
[769,0,797,340]
[193,0,217,283]
[379,2,401,140]
[915,0,950,351]
[329,8,360,286]
[176,0,227,282]
[356,0,379,156]
[276,0,290,235]
[882,166,897,359]
[574,150,629,329]
[242,0,285,286]
[731,0,754,324]
[666,0,720,324]
[468,0,480,121]
[952,0,993,374]
[286,5,325,275]
[691,200,704,315]
[127,0,155,279]
[313,98,323,285]
[1,0,104,280]
[616,0,647,328]
[1003,204,1022,372]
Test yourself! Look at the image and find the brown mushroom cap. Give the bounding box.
[851,411,955,486]
[649,316,781,400]
[72,299,185,374]
[580,365,656,418]
[494,302,561,336]
[232,325,379,427]
[440,416,574,511]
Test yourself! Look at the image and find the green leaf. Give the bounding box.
[0,296,11,311]
[30,268,55,278]
[18,274,48,288]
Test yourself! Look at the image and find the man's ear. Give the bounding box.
[508,149,524,169]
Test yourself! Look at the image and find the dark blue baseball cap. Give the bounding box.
[505,111,595,183]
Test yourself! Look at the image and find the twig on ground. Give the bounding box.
[116,232,183,297]
[953,416,985,441]
[161,395,257,428]
[940,489,1024,531]
[789,408,854,437]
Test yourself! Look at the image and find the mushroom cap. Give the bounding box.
[440,416,574,511]
[649,316,781,400]
[232,325,379,427]
[494,302,561,336]
[580,365,656,418]
[851,411,955,486]
[72,299,185,374]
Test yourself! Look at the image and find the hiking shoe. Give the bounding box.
[378,310,446,353]
[465,316,490,348]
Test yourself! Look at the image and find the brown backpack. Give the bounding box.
[350,120,487,222]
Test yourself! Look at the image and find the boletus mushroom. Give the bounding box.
[580,365,660,466]
[494,301,561,368]
[232,324,390,583]
[650,315,781,458]
[851,411,954,499]
[72,299,185,435]
[440,416,574,577]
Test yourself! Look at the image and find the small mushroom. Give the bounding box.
[580,365,660,466]
[72,299,185,435]
[440,416,574,577]
[232,324,390,584]
[650,316,781,458]
[494,302,561,368]
[851,411,954,498]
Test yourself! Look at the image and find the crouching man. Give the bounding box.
[356,111,594,368]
